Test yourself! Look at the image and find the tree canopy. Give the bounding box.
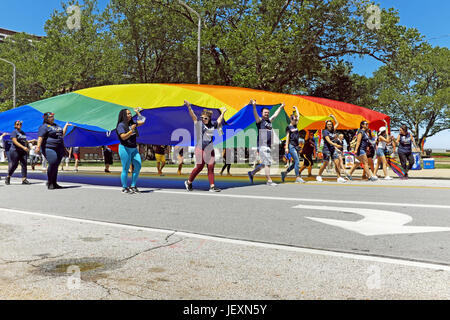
[0,0,448,142]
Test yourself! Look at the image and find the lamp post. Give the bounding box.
[0,58,16,108]
[177,0,201,85]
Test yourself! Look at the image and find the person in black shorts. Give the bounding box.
[102,145,113,173]
[299,130,316,177]
[174,145,185,175]
[220,148,233,176]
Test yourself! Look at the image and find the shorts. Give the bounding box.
[376,148,386,157]
[356,149,366,157]
[74,153,80,160]
[258,146,273,166]
[155,154,166,162]
[301,153,313,167]
[322,149,339,161]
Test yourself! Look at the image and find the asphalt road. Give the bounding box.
[1,171,449,299]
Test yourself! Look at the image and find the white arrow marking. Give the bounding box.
[293,204,450,236]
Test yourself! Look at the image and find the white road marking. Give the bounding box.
[73,184,450,209]
[292,204,450,236]
[1,207,449,272]
[9,179,450,209]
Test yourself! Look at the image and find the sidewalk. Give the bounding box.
[1,164,449,179]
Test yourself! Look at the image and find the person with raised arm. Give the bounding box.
[375,122,393,180]
[281,106,305,183]
[36,113,73,189]
[248,100,284,186]
[184,101,226,192]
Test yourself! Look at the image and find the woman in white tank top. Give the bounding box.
[375,123,392,180]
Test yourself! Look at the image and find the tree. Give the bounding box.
[39,0,126,97]
[373,44,450,149]
[104,0,197,83]
[0,33,43,111]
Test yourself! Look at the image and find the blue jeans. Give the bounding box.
[286,144,300,176]
[43,147,65,186]
[119,144,142,188]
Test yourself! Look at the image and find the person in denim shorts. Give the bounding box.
[348,121,378,181]
[316,115,347,183]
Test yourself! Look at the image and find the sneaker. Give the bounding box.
[5,176,10,185]
[130,187,141,194]
[281,171,287,183]
[369,176,378,182]
[48,184,56,190]
[209,186,221,192]
[267,181,277,186]
[122,187,132,194]
[105,169,111,173]
[248,171,254,184]
[22,179,31,185]
[295,177,305,184]
[337,177,347,183]
[54,184,64,189]
[384,176,393,180]
[184,181,193,192]
[345,174,352,181]
[316,176,323,182]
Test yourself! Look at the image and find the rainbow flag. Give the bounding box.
[386,155,406,178]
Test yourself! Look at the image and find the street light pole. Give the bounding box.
[177,0,201,85]
[0,58,16,108]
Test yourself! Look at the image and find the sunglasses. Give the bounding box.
[201,117,210,120]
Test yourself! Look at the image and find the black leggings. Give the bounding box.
[221,163,231,174]
[8,150,27,178]
[398,152,415,173]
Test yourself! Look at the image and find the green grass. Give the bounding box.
[435,163,450,169]
[431,153,450,157]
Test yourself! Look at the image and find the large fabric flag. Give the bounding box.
[0,84,390,147]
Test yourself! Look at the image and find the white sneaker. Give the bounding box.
[316,176,323,182]
[384,176,393,180]
[295,177,306,184]
[267,181,278,186]
[337,177,347,183]
[369,176,378,181]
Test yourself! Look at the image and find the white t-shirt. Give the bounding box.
[377,134,387,149]
[29,143,36,156]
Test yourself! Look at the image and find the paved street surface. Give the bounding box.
[0,170,449,299]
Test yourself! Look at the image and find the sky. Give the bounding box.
[0,0,449,148]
